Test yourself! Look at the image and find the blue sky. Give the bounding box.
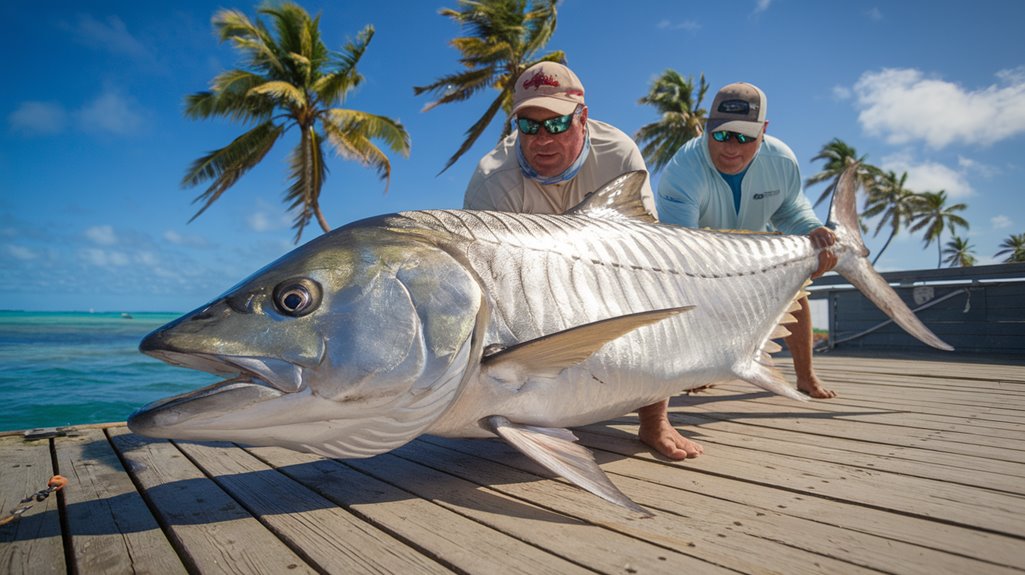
[3,0,1024,312]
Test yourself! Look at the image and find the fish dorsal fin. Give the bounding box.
[481,306,692,385]
[486,415,651,516]
[566,171,655,223]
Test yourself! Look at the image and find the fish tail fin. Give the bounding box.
[826,165,954,351]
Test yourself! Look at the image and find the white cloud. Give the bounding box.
[76,88,145,136]
[83,248,130,267]
[8,101,67,135]
[956,155,1000,179]
[69,14,153,61]
[164,230,210,248]
[831,85,852,101]
[247,202,291,232]
[85,225,118,246]
[657,19,701,32]
[991,215,1012,229]
[5,244,38,261]
[753,0,772,14]
[879,153,974,199]
[866,7,883,21]
[853,67,1025,148]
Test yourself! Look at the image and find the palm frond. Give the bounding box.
[283,126,328,242]
[182,122,284,220]
[248,80,307,109]
[440,91,508,174]
[213,8,283,75]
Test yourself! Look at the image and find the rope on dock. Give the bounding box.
[0,475,68,526]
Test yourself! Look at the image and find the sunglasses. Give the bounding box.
[515,107,582,136]
[711,130,759,144]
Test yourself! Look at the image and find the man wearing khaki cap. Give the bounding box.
[463,61,655,217]
[650,82,838,460]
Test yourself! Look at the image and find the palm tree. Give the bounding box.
[804,139,876,208]
[909,190,969,268]
[634,70,708,173]
[995,233,1025,263]
[414,0,560,173]
[183,3,411,243]
[861,170,920,265]
[942,236,976,268]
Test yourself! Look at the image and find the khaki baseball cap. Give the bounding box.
[512,62,585,116]
[706,82,767,138]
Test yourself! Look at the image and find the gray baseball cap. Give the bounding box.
[706,82,767,138]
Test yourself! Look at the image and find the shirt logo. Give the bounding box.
[522,71,560,91]
[752,189,780,200]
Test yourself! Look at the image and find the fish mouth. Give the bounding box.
[128,350,305,436]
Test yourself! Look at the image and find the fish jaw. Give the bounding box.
[130,225,487,458]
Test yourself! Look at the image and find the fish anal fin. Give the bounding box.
[486,415,652,516]
[482,306,693,382]
[734,360,806,401]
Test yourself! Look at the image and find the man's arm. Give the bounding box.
[655,172,701,228]
[463,169,521,212]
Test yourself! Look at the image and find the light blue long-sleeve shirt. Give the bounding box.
[656,133,822,235]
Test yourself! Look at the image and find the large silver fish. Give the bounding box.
[129,167,951,514]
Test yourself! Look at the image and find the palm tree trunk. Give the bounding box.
[315,205,330,233]
[871,229,896,266]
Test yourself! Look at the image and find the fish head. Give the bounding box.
[129,222,484,458]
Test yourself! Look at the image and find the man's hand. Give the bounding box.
[808,226,837,279]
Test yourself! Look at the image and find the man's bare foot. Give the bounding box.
[798,377,837,399]
[638,416,704,460]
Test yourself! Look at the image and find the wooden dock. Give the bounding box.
[2,354,1023,574]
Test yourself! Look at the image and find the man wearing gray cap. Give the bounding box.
[464,61,655,217]
[651,82,838,460]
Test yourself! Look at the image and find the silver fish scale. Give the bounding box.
[400,209,816,390]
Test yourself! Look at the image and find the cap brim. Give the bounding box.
[706,119,764,138]
[513,96,580,116]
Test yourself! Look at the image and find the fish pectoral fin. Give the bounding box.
[482,306,693,382]
[485,415,652,516]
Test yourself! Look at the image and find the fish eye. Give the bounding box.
[272,278,321,317]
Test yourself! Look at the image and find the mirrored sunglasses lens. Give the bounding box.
[543,114,573,134]
[712,130,728,142]
[516,118,540,135]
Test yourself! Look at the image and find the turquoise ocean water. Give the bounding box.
[0,311,218,433]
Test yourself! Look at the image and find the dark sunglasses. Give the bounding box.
[711,130,758,144]
[515,107,582,136]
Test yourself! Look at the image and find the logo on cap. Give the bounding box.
[522,71,560,91]
[718,99,754,115]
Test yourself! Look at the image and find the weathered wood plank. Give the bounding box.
[574,425,1025,571]
[107,428,317,575]
[401,438,875,575]
[688,388,1025,441]
[648,414,1025,493]
[583,421,1025,536]
[175,440,453,574]
[679,392,1025,461]
[54,428,187,575]
[0,435,64,575]
[347,444,733,574]
[247,444,591,575]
